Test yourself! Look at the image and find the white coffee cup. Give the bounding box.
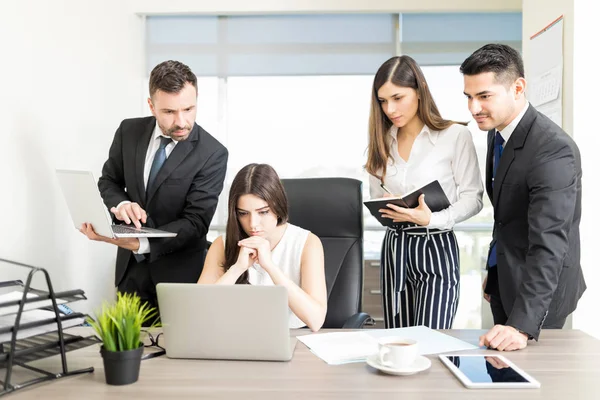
[377,337,418,369]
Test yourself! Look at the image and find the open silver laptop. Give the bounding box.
[56,169,177,238]
[156,283,296,361]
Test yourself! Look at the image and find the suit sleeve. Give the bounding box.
[506,138,578,339]
[98,122,131,209]
[147,146,228,263]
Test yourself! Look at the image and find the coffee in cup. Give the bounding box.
[377,337,418,369]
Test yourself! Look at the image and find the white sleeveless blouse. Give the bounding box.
[223,223,310,329]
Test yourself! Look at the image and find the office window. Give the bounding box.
[206,75,372,231]
[226,75,371,182]
[145,13,521,329]
[400,13,522,66]
[146,15,396,76]
[146,14,396,230]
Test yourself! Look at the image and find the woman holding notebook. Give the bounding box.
[197,163,327,332]
[366,56,483,329]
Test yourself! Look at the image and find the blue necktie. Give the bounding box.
[488,131,505,267]
[147,136,171,195]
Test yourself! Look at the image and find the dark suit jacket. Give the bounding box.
[484,105,586,339]
[98,117,228,287]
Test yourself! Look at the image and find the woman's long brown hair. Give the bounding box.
[365,56,466,182]
[223,164,289,284]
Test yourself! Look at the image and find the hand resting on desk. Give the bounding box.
[479,324,528,351]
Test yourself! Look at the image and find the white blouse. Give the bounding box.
[223,223,309,329]
[369,123,484,230]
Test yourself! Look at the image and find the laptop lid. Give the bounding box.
[56,169,115,238]
[156,283,295,361]
[55,169,176,238]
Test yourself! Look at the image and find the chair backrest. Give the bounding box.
[281,178,364,328]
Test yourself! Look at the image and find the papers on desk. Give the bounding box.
[0,291,68,316]
[298,332,379,364]
[297,325,478,365]
[0,309,85,343]
[367,326,479,355]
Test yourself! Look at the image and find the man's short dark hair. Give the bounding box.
[460,44,525,86]
[149,60,197,98]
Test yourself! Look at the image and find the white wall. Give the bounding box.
[0,1,143,313]
[523,0,599,339]
[572,0,600,339]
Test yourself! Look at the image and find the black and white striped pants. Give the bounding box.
[380,225,460,329]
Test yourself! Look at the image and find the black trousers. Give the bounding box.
[117,248,209,326]
[118,257,160,326]
[381,227,460,329]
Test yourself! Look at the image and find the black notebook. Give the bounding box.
[364,180,451,227]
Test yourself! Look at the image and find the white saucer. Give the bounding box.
[366,354,431,376]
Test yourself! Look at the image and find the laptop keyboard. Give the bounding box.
[112,225,158,234]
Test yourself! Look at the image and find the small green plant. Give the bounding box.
[87,292,158,352]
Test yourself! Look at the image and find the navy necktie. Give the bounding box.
[488,131,505,267]
[147,136,172,194]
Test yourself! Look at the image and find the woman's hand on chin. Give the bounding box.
[233,245,257,272]
[238,236,273,269]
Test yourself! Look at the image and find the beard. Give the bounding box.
[160,123,192,141]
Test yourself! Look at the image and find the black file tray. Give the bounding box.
[0,287,87,316]
[0,258,99,397]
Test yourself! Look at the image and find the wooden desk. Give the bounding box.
[6,329,600,399]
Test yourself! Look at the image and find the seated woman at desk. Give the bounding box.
[197,163,327,332]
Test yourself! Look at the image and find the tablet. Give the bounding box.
[439,354,541,389]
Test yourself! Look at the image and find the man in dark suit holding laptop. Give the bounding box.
[460,44,585,350]
[81,60,228,310]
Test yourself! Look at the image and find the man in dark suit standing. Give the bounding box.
[81,60,228,310]
[460,44,585,351]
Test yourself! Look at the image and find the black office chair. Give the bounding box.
[281,177,373,329]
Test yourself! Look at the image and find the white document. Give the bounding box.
[297,325,478,365]
[537,102,563,127]
[528,17,564,128]
[529,65,562,107]
[366,325,478,355]
[0,291,68,316]
[297,332,379,365]
[0,309,85,343]
[529,18,563,76]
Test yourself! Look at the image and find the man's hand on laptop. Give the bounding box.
[79,222,140,252]
[110,202,147,229]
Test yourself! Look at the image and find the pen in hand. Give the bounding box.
[380,183,394,196]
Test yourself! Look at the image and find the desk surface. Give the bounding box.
[6,328,600,399]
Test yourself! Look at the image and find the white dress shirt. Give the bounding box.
[369,123,484,230]
[117,123,177,254]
